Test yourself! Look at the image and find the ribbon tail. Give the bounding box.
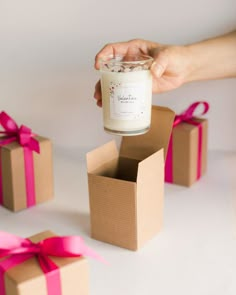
[82,246,108,264]
[197,124,203,180]
[30,137,40,153]
[0,148,3,205]
[0,112,18,132]
[165,134,173,183]
[0,231,28,249]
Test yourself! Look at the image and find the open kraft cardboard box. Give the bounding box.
[86,105,175,251]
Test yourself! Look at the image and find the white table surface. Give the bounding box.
[1,148,236,295]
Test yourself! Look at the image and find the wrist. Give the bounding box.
[183,44,202,83]
[184,31,236,82]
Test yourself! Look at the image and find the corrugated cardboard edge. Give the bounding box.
[136,149,164,248]
[172,118,208,186]
[88,174,138,250]
[34,136,54,205]
[1,145,26,210]
[120,105,175,161]
[200,120,208,176]
[86,140,118,173]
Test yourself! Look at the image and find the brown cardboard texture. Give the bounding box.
[0,135,54,211]
[87,106,175,250]
[2,231,89,295]
[170,118,208,186]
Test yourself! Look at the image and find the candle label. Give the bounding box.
[109,81,146,120]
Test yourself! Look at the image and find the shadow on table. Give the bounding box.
[36,206,91,236]
[77,211,90,235]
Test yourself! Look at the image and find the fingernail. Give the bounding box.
[94,91,99,99]
[97,99,102,107]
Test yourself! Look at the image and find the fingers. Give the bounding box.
[93,39,155,107]
[151,49,169,79]
[94,41,141,70]
[151,62,166,78]
[94,80,102,107]
[94,42,132,107]
[94,44,114,70]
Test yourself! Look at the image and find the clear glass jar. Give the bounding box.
[99,54,153,136]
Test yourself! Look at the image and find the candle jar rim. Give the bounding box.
[99,54,153,64]
[99,54,153,72]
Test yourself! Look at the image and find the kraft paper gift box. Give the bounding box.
[0,230,92,295]
[86,106,175,251]
[0,111,53,211]
[165,101,209,187]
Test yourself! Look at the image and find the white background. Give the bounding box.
[0,0,236,152]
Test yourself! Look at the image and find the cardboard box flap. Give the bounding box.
[136,150,164,248]
[120,106,175,161]
[86,140,119,173]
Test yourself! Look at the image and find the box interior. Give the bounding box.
[91,156,140,182]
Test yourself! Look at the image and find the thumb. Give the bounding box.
[151,50,169,78]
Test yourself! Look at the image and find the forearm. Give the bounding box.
[186,31,236,82]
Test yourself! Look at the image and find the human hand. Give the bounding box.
[93,39,192,107]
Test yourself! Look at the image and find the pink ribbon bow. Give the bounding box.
[0,111,40,207]
[165,101,209,183]
[0,231,105,295]
[173,101,209,127]
[0,111,39,152]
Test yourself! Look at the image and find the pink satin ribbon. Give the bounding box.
[0,111,40,207]
[0,231,105,295]
[0,151,2,205]
[165,101,209,183]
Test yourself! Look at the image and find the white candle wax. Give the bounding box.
[101,70,152,135]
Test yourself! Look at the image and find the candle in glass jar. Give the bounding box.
[100,55,153,136]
